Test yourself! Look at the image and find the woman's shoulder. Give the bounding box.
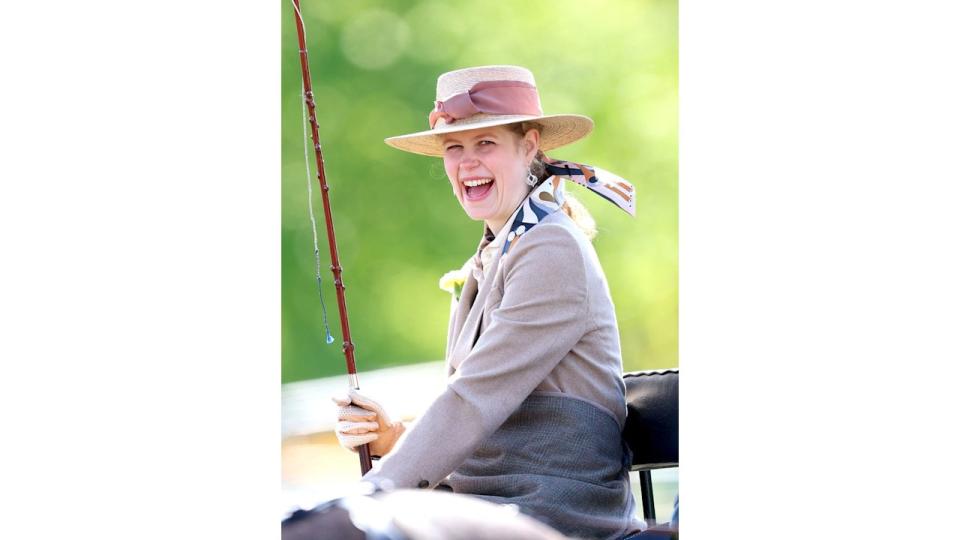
[508,211,610,283]
[498,211,599,280]
[512,211,592,254]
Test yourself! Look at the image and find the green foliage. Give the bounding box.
[282,0,677,382]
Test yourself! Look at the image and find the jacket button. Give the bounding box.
[417,480,429,488]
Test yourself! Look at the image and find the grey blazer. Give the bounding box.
[366,210,629,490]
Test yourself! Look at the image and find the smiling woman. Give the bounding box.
[324,65,647,539]
[441,124,599,242]
[440,126,539,232]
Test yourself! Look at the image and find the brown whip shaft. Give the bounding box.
[291,0,372,476]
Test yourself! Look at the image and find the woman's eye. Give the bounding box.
[479,140,494,145]
[444,144,463,152]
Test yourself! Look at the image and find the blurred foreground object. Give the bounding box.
[282,489,567,540]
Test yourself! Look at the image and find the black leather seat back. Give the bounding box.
[622,369,679,470]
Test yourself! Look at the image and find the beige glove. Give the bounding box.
[332,388,405,458]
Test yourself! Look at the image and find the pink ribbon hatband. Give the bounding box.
[428,80,542,128]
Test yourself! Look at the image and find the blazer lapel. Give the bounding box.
[448,244,505,371]
[446,266,477,365]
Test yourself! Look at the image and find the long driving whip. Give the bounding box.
[290,0,373,476]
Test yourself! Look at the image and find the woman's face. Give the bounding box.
[441,125,540,233]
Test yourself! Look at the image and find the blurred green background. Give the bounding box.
[282,0,677,383]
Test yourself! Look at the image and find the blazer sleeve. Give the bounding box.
[365,223,590,489]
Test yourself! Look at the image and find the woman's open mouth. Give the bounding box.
[463,177,494,201]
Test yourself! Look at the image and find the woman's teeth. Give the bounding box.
[463,178,493,187]
[463,177,494,201]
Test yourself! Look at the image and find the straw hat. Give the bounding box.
[385,65,594,157]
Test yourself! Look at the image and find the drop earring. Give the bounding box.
[525,169,538,187]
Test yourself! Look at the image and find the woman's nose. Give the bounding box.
[459,154,480,170]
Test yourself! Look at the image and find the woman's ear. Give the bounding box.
[522,129,541,161]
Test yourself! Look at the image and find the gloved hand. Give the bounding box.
[332,388,405,458]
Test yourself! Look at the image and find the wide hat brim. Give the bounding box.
[384,113,594,157]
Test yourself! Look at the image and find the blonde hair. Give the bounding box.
[507,122,598,240]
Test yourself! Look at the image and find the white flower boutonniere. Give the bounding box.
[438,268,468,301]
